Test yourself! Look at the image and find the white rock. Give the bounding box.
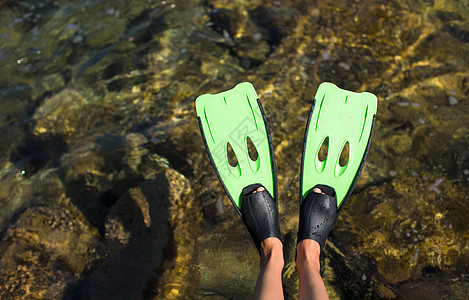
[428,178,443,194]
[449,96,458,105]
[321,51,330,60]
[338,62,350,70]
[66,23,79,31]
[296,116,307,122]
[73,35,83,44]
[216,197,224,214]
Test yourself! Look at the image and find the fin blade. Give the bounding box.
[196,82,276,214]
[300,82,377,208]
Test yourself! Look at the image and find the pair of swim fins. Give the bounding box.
[195,82,377,250]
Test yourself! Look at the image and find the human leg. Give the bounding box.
[253,237,285,300]
[296,239,328,300]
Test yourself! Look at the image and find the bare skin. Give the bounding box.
[252,187,329,300]
[253,237,285,300]
[296,240,329,300]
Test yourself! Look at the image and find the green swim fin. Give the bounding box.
[300,82,377,210]
[195,82,277,216]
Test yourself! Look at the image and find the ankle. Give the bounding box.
[296,239,321,271]
[260,237,284,268]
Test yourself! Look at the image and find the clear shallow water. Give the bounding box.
[0,0,468,299]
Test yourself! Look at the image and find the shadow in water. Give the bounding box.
[64,175,174,299]
[63,135,142,235]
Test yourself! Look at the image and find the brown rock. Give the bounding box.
[64,168,201,299]
[0,205,99,299]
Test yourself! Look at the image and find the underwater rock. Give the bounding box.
[333,173,469,293]
[65,177,173,299]
[33,88,91,137]
[0,127,200,299]
[84,17,126,48]
[59,132,170,234]
[64,166,201,299]
[204,1,294,69]
[56,129,200,298]
[0,170,67,232]
[0,85,32,170]
[0,205,99,299]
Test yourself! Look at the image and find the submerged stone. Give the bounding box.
[334,173,468,290]
[0,205,100,299]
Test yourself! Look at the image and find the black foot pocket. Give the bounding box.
[240,184,281,252]
[297,184,338,250]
